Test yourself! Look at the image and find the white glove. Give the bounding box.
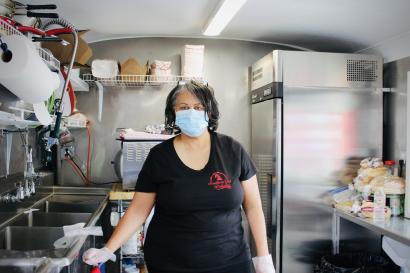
[252,254,275,273]
[82,247,116,266]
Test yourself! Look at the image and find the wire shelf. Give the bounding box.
[0,110,41,129]
[0,18,20,36]
[0,18,60,71]
[82,74,206,88]
[38,47,60,71]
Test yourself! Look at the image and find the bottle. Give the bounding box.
[398,159,406,178]
[384,160,396,176]
[389,195,401,216]
[374,187,386,221]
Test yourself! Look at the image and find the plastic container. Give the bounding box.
[388,195,401,216]
[373,187,386,220]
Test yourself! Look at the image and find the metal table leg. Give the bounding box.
[332,209,340,255]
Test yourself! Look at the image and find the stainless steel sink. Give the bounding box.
[0,213,19,224]
[43,200,100,213]
[46,194,105,203]
[12,212,92,227]
[0,202,36,213]
[0,186,110,273]
[0,193,51,213]
[40,194,104,213]
[0,265,36,273]
[0,226,64,251]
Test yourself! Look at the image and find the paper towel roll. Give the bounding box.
[0,35,59,104]
[33,102,52,125]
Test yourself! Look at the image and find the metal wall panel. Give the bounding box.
[61,38,290,186]
[282,51,383,89]
[383,57,410,162]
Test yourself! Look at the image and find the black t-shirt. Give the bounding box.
[135,131,257,272]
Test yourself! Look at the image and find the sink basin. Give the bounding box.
[0,266,36,273]
[0,193,51,213]
[0,226,64,251]
[0,213,19,224]
[0,203,35,213]
[12,212,92,227]
[38,194,103,213]
[46,194,105,203]
[0,242,71,273]
[43,200,100,213]
[0,187,109,273]
[0,195,102,214]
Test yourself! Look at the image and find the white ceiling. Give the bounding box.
[32,0,410,52]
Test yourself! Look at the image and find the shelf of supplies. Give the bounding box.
[51,116,87,129]
[0,108,87,130]
[122,254,143,258]
[0,18,60,71]
[0,112,41,129]
[82,74,206,88]
[334,207,410,246]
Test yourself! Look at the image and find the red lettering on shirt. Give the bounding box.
[208,172,232,190]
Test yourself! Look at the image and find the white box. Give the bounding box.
[181,45,204,78]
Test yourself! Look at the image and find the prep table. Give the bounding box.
[331,207,410,254]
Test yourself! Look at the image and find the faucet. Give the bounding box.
[0,182,27,203]
[0,192,17,203]
[1,183,25,202]
[0,145,41,204]
[23,147,39,197]
[16,182,25,201]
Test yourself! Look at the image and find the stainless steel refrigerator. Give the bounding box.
[250,50,383,273]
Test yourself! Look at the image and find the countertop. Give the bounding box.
[333,207,410,246]
[109,183,135,201]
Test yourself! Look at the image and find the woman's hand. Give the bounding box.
[82,247,116,265]
[252,254,275,273]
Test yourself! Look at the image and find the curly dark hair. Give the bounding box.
[165,80,219,134]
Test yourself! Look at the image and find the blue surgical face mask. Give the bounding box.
[175,109,208,137]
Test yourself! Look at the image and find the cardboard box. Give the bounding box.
[120,58,149,82]
[42,31,93,66]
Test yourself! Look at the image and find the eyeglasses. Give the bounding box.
[175,104,205,112]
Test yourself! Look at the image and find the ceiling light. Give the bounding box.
[203,0,247,36]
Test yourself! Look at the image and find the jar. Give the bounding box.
[388,194,401,216]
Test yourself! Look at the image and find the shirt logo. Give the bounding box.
[208,172,232,190]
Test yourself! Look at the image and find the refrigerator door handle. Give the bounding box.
[267,173,274,239]
[274,98,283,273]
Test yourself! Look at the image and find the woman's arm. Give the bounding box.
[105,191,156,252]
[241,175,269,256]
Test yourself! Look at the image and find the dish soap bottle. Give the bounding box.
[374,186,386,220]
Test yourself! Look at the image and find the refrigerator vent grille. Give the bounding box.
[252,67,263,82]
[346,59,378,82]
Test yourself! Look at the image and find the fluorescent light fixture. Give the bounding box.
[203,0,247,36]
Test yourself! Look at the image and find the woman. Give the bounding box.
[83,81,275,273]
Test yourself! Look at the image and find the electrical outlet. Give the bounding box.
[60,146,75,159]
